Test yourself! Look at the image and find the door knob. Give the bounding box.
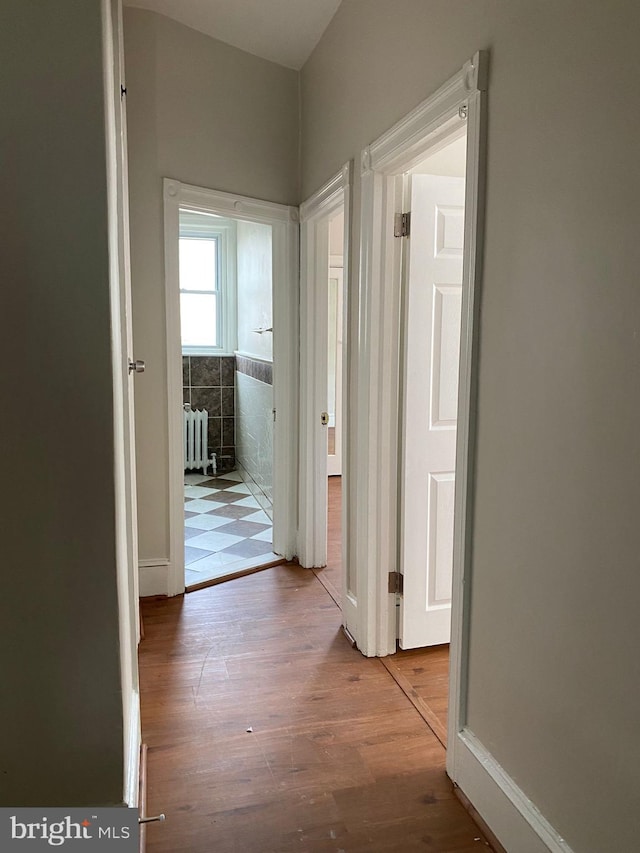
[128,359,145,374]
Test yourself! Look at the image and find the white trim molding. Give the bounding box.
[447,53,488,751]
[365,53,488,175]
[357,47,477,744]
[354,50,487,654]
[165,181,298,224]
[163,179,299,596]
[298,163,351,589]
[138,559,171,598]
[299,165,355,641]
[355,164,403,656]
[355,48,574,853]
[123,689,141,807]
[354,52,492,658]
[299,165,350,221]
[454,731,575,853]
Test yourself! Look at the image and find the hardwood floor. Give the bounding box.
[314,477,450,747]
[140,566,492,852]
[139,476,492,851]
[312,476,343,607]
[381,647,450,748]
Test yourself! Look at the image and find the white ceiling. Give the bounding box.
[124,0,342,70]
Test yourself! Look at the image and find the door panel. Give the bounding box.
[399,175,465,649]
[432,286,462,426]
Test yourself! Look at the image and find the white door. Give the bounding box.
[105,0,142,803]
[399,175,465,649]
[327,267,343,476]
[114,0,141,627]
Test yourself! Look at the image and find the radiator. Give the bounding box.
[183,407,209,473]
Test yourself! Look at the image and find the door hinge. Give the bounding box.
[394,212,411,238]
[121,84,127,99]
[388,571,404,595]
[272,408,277,422]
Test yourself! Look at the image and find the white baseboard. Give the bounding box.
[123,690,141,807]
[139,559,170,597]
[450,729,574,853]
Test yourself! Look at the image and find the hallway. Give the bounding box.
[140,562,492,851]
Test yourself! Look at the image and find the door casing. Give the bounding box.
[354,51,488,773]
[298,164,352,575]
[163,181,299,596]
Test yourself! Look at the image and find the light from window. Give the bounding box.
[179,237,219,348]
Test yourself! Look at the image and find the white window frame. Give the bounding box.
[177,209,237,356]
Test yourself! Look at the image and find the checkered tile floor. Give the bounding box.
[184,470,277,587]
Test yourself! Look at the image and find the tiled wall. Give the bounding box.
[183,355,235,473]
[235,358,273,507]
[235,354,272,386]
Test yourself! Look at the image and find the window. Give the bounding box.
[179,210,236,354]
[179,235,219,348]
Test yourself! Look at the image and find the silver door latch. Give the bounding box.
[321,412,329,426]
[139,814,165,824]
[128,359,146,374]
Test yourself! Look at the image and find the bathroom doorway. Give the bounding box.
[181,212,280,588]
[163,181,298,594]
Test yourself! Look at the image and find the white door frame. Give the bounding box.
[163,180,299,596]
[356,46,487,760]
[298,163,351,572]
[102,0,141,805]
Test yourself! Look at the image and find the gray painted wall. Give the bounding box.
[124,8,299,564]
[302,2,640,851]
[0,0,124,805]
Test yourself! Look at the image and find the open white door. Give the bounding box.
[103,0,141,803]
[399,174,465,649]
[327,266,343,476]
[112,0,141,633]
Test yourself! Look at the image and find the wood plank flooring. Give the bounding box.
[314,477,450,745]
[381,648,450,748]
[140,564,492,852]
[312,476,343,607]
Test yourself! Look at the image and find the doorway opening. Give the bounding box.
[327,210,344,479]
[179,209,279,588]
[352,53,487,782]
[315,207,345,607]
[163,181,299,595]
[380,130,468,747]
[398,130,467,650]
[298,164,351,618]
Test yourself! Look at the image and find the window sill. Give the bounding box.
[182,349,235,358]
